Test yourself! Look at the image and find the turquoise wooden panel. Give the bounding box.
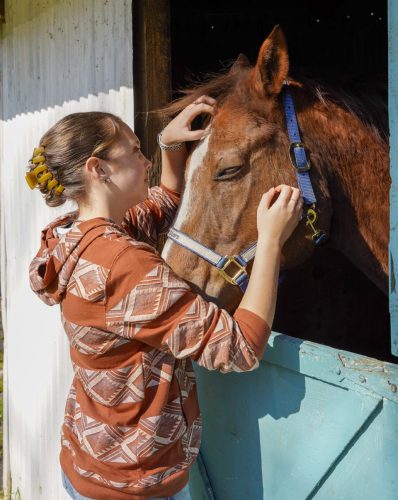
[190,333,398,500]
[189,454,216,500]
[315,397,398,500]
[389,0,398,356]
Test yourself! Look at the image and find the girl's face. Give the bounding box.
[104,123,152,206]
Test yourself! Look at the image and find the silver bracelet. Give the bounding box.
[157,131,184,151]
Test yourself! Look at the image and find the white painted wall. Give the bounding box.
[0,1,134,497]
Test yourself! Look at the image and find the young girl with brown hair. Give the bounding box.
[27,95,303,500]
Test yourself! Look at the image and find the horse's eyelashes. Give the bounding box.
[213,166,242,181]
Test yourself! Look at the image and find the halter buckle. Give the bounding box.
[218,256,248,286]
[289,142,311,173]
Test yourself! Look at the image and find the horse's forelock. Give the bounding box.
[160,61,253,119]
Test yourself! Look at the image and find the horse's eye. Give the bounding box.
[213,166,242,181]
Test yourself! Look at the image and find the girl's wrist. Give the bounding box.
[257,234,283,252]
[157,129,184,150]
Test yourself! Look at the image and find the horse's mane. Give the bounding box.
[162,58,388,143]
[299,76,388,142]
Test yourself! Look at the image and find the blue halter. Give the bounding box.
[283,85,317,204]
[166,82,327,293]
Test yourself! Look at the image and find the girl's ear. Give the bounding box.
[85,157,107,182]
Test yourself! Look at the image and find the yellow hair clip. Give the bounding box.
[25,164,48,189]
[32,155,45,164]
[33,147,45,156]
[37,172,53,184]
[34,164,48,176]
[25,172,38,189]
[26,146,65,195]
[47,178,58,190]
[55,184,65,195]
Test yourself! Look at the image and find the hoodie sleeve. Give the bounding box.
[120,184,180,246]
[105,244,271,373]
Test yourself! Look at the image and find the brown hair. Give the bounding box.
[27,111,125,207]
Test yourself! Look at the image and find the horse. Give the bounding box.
[160,25,390,323]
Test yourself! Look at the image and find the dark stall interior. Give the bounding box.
[169,0,393,362]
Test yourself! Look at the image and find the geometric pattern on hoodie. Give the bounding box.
[105,261,262,373]
[28,184,270,500]
[58,247,264,494]
[67,257,109,302]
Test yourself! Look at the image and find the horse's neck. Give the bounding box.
[306,103,390,294]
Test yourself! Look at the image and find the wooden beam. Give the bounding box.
[132,0,171,187]
[0,0,5,23]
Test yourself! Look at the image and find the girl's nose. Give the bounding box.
[145,160,152,172]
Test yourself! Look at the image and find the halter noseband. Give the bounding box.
[166,82,327,293]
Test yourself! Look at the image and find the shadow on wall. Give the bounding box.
[194,335,304,499]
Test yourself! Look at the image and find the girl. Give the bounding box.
[27,95,303,500]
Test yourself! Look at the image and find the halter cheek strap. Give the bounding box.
[167,228,256,292]
[283,86,317,205]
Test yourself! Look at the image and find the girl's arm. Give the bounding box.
[108,189,302,372]
[159,144,188,194]
[105,244,270,373]
[239,185,303,327]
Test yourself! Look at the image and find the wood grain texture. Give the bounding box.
[133,0,171,188]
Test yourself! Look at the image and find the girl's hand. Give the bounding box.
[161,95,216,146]
[257,185,304,248]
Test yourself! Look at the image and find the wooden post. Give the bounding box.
[132,0,171,188]
[0,0,5,23]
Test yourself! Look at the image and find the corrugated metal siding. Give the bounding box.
[0,1,133,498]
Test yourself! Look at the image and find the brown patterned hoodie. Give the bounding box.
[29,184,271,500]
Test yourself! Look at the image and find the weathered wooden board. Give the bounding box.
[389,0,398,356]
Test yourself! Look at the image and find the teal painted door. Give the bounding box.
[389,0,398,356]
[190,333,398,500]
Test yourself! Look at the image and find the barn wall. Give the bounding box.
[0,1,133,498]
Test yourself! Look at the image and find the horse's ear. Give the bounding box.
[231,53,250,71]
[255,25,289,95]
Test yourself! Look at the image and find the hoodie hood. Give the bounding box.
[29,210,122,305]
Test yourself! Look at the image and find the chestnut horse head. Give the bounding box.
[162,26,389,312]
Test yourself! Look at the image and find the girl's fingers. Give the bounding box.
[185,129,209,141]
[275,185,293,205]
[185,103,215,122]
[189,95,217,107]
[259,188,276,209]
[287,187,301,206]
[166,96,216,143]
